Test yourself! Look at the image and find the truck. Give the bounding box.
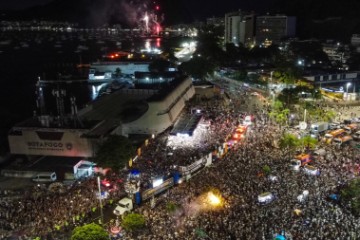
[113,197,133,216]
[323,129,346,144]
[344,123,358,134]
[310,122,329,134]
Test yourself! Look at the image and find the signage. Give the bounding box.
[26,141,73,151]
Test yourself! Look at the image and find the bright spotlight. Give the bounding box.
[208,192,221,206]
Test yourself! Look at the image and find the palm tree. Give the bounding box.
[299,135,318,151]
[269,108,290,128]
[279,133,300,160]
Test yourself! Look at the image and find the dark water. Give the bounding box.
[0,30,168,151]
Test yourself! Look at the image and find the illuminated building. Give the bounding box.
[224,10,255,47]
[255,14,296,47]
[8,76,195,157]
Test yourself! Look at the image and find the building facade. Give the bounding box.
[351,34,360,53]
[224,10,255,47]
[256,15,296,46]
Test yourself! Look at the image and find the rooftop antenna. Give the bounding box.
[52,85,66,126]
[35,76,46,116]
[70,96,83,128]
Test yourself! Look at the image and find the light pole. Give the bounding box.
[346,82,352,102]
[97,176,104,224]
[268,71,275,104]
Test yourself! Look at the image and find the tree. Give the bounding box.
[122,213,146,232]
[71,223,109,240]
[95,135,136,171]
[166,202,179,213]
[195,25,227,65]
[279,133,300,159]
[179,56,216,80]
[299,135,318,150]
[341,178,360,216]
[262,165,271,176]
[277,88,300,106]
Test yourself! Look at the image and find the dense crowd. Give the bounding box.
[127,117,360,239]
[1,79,360,239]
[0,176,124,239]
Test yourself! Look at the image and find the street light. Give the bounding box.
[346,82,352,94]
[345,82,352,102]
[97,176,104,224]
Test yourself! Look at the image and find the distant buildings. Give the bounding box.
[224,10,255,47]
[224,10,296,48]
[255,15,296,47]
[206,17,224,27]
[351,34,360,53]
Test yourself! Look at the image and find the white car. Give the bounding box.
[243,116,253,126]
[290,159,302,171]
[297,190,309,203]
[303,165,320,176]
[258,192,275,204]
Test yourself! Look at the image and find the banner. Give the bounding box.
[142,178,174,201]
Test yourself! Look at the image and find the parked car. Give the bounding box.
[290,159,302,171]
[257,192,275,204]
[303,165,320,176]
[313,149,326,157]
[329,122,341,130]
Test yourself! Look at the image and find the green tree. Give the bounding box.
[269,108,290,126]
[166,202,179,213]
[262,165,271,175]
[279,133,300,159]
[95,135,136,171]
[341,178,360,216]
[195,25,227,65]
[179,56,216,80]
[299,135,318,150]
[277,88,300,106]
[71,223,109,240]
[122,213,146,232]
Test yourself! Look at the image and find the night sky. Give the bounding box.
[0,0,52,10]
[0,0,273,16]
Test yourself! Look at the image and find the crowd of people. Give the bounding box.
[125,81,360,239]
[1,78,360,239]
[0,175,124,239]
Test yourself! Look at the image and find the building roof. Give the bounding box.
[79,91,151,123]
[170,113,202,136]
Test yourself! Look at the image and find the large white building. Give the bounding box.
[224,10,255,47]
[8,76,195,157]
